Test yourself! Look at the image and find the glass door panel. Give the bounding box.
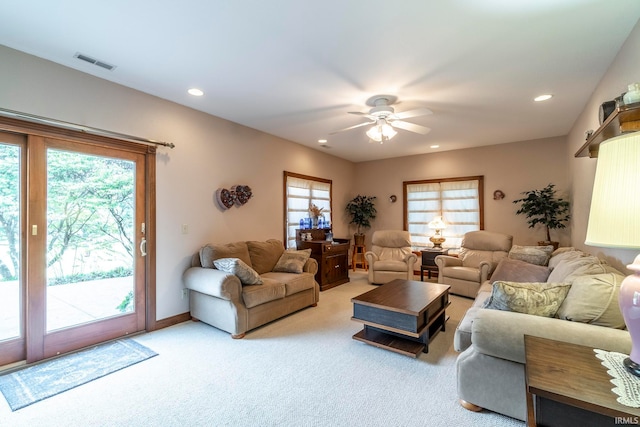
[46,149,135,332]
[0,142,22,341]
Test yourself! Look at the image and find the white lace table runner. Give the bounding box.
[594,349,640,408]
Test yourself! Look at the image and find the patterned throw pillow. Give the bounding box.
[508,245,554,266]
[273,249,312,274]
[483,281,571,318]
[213,258,263,285]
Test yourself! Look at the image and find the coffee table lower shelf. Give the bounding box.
[352,308,450,358]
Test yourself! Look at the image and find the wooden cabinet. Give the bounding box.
[296,229,350,291]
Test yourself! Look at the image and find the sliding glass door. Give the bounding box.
[0,133,26,365]
[0,130,149,365]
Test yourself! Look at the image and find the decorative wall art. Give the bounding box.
[215,185,253,210]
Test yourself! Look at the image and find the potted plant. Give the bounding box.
[512,183,570,250]
[345,195,377,245]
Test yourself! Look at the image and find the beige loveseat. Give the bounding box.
[455,247,631,421]
[183,239,319,338]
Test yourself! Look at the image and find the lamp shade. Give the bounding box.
[428,216,447,230]
[585,131,640,249]
[366,120,397,142]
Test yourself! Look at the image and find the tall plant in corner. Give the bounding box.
[513,183,570,247]
[345,195,377,245]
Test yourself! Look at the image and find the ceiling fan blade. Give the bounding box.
[389,120,431,135]
[392,107,433,120]
[329,120,374,135]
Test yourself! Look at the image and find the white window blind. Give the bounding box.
[285,173,332,249]
[405,177,482,249]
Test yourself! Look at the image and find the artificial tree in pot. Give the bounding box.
[345,195,377,246]
[512,183,570,250]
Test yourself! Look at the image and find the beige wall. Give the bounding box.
[0,45,355,320]
[565,18,640,273]
[352,137,569,248]
[1,16,637,321]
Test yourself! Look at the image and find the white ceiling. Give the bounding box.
[1,1,639,162]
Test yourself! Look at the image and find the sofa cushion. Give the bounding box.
[508,245,554,266]
[483,281,571,318]
[546,255,602,283]
[273,249,312,274]
[200,241,252,269]
[557,272,626,329]
[548,249,585,270]
[213,258,263,285]
[247,239,284,274]
[241,279,286,308]
[490,258,550,283]
[262,271,315,296]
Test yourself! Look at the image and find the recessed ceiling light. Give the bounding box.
[318,139,327,144]
[188,88,204,96]
[534,94,553,102]
[430,145,440,148]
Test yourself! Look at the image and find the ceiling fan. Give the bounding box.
[331,95,432,143]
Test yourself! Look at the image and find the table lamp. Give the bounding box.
[585,131,640,376]
[428,216,447,248]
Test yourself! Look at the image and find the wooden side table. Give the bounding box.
[524,335,640,426]
[420,248,448,280]
[352,245,367,271]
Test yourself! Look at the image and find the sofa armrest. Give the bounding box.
[404,252,418,264]
[435,255,462,268]
[183,267,242,301]
[303,257,318,275]
[471,308,631,364]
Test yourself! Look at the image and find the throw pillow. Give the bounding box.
[557,272,626,329]
[508,245,554,266]
[273,249,312,274]
[483,281,571,318]
[546,255,602,283]
[213,257,263,285]
[490,258,551,283]
[199,241,252,269]
[247,239,285,274]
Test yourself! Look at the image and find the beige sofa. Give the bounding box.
[183,239,319,338]
[455,247,631,421]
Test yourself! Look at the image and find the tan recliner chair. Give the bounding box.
[365,230,418,284]
[435,230,512,297]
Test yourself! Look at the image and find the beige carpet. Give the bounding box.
[0,272,524,426]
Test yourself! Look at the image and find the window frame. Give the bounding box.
[283,171,333,249]
[403,175,484,249]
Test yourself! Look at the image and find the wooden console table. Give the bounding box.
[524,335,640,426]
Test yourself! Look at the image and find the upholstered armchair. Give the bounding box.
[365,230,418,284]
[435,230,512,297]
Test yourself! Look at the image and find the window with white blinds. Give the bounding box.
[284,172,332,249]
[404,176,484,249]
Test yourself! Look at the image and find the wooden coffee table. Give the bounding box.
[351,279,450,357]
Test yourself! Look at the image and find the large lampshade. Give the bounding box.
[585,130,640,377]
[585,131,640,248]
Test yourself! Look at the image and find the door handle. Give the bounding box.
[140,238,147,257]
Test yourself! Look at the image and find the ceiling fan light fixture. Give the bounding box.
[366,120,397,143]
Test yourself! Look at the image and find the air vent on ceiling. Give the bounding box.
[74,52,116,71]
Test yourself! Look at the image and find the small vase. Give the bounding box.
[312,217,319,229]
[623,83,640,106]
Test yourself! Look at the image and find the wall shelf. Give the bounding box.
[575,103,640,158]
